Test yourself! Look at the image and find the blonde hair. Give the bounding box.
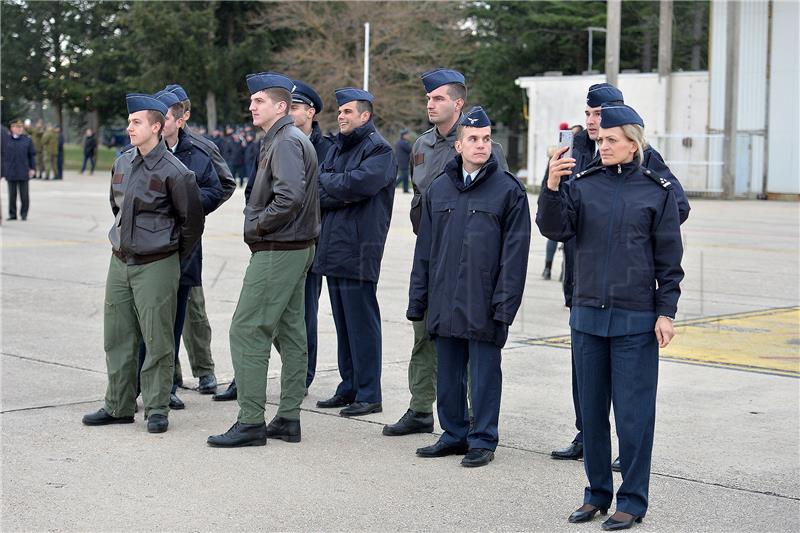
[621,124,649,164]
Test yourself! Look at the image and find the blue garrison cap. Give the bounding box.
[420,67,466,93]
[246,72,295,95]
[165,84,189,102]
[600,103,644,128]
[126,93,167,116]
[459,106,491,128]
[154,90,181,108]
[586,83,624,108]
[334,87,374,106]
[292,80,323,114]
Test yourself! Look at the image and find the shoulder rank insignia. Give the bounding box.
[643,168,672,189]
[574,165,603,179]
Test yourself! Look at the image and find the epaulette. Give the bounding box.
[503,170,527,191]
[189,140,212,158]
[574,165,603,179]
[642,168,672,189]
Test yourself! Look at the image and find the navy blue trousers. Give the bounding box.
[304,272,323,388]
[435,337,502,451]
[138,284,191,394]
[572,329,658,518]
[571,346,583,443]
[327,277,382,403]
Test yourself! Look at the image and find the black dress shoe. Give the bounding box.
[551,441,583,460]
[461,448,495,467]
[147,414,169,433]
[416,440,469,458]
[601,515,642,530]
[198,374,217,394]
[340,401,382,417]
[316,394,354,408]
[213,381,237,401]
[207,422,267,447]
[568,505,608,523]
[611,456,621,472]
[169,393,185,410]
[82,408,134,426]
[382,409,434,436]
[265,416,301,443]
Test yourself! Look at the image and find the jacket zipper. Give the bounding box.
[600,169,624,308]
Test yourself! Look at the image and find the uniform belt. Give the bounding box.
[112,248,174,265]
[249,239,315,253]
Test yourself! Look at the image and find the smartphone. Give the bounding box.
[558,130,573,160]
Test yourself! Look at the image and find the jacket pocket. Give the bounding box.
[133,213,173,254]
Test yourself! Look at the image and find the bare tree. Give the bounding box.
[251,1,463,136]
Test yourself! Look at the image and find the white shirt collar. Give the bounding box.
[462,166,482,183]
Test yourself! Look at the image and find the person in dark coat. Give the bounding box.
[314,87,397,417]
[81,128,98,174]
[550,83,691,470]
[537,103,684,529]
[394,129,412,193]
[136,90,225,410]
[243,133,259,185]
[55,126,64,180]
[409,107,531,468]
[288,80,334,390]
[1,119,36,220]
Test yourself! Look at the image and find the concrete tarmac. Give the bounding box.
[2,171,799,531]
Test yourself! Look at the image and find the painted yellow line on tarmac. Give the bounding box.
[526,307,800,377]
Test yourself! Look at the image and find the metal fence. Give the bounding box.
[649,131,767,198]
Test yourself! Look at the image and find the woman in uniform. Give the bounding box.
[536,103,684,530]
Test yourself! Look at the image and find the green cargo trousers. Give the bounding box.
[103,253,179,418]
[179,286,215,378]
[231,246,314,424]
[409,313,437,413]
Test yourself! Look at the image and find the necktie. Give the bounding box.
[465,174,472,186]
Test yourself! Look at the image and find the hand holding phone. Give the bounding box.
[558,130,573,160]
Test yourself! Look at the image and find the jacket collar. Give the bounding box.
[137,138,168,170]
[310,121,323,144]
[604,159,640,176]
[169,128,192,155]
[444,152,499,191]
[263,115,294,145]
[336,120,376,150]
[422,114,463,148]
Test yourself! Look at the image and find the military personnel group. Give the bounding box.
[64,67,687,530]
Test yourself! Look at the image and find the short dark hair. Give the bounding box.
[168,102,185,120]
[446,83,467,102]
[264,88,291,116]
[181,99,191,114]
[146,110,165,135]
[355,100,373,119]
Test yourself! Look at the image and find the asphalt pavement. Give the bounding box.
[2,171,798,531]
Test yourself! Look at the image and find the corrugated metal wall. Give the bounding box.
[708,0,769,196]
[767,0,800,195]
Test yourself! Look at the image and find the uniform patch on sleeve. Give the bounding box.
[112,173,124,184]
[148,177,163,192]
[414,153,425,166]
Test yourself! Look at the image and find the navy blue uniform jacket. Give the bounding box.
[554,129,690,307]
[2,134,36,180]
[408,154,531,348]
[536,161,684,318]
[171,128,224,286]
[313,121,397,283]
